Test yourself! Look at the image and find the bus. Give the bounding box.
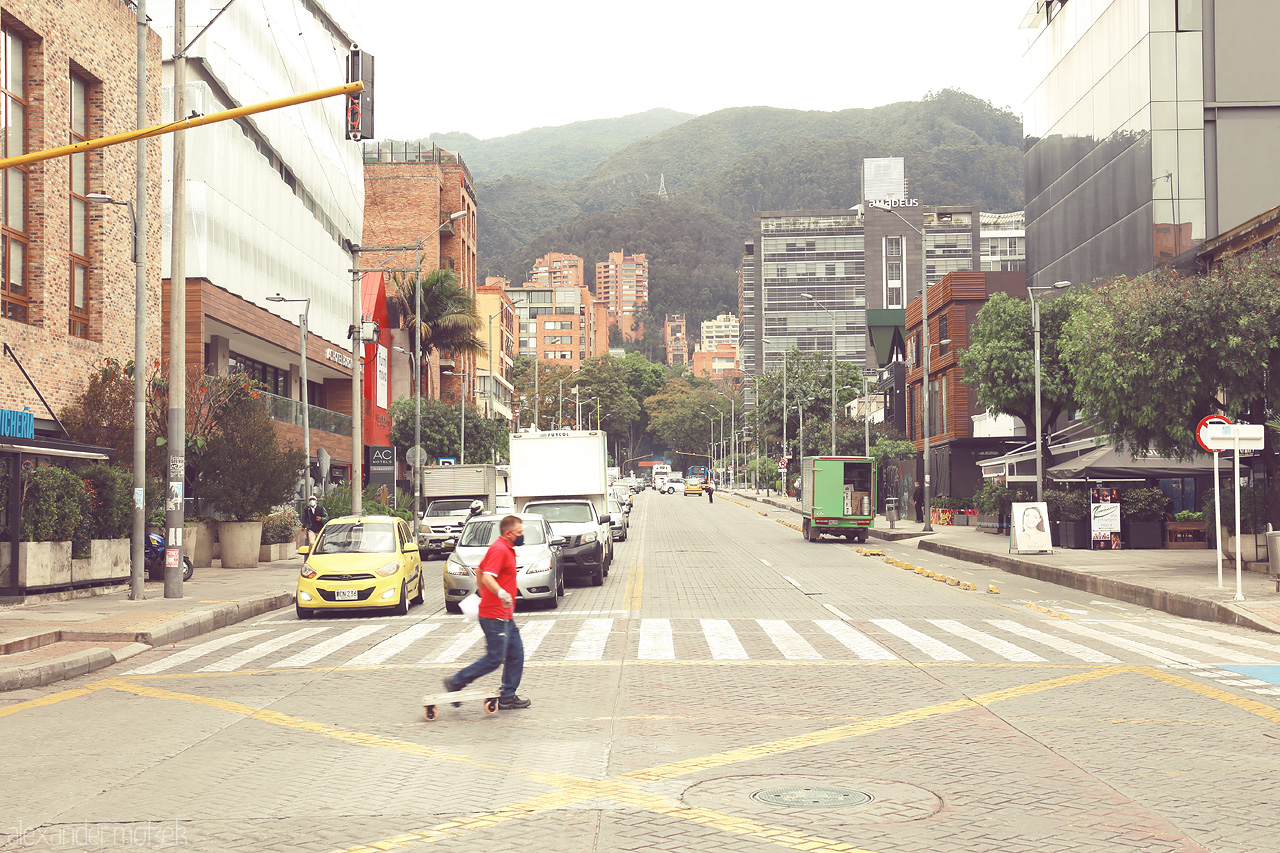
[687,465,708,481]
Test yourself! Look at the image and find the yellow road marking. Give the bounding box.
[0,683,107,719]
[623,561,644,611]
[1137,666,1280,723]
[1025,602,1073,619]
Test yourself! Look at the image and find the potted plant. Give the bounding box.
[200,385,306,568]
[0,464,82,589]
[259,507,301,563]
[930,495,958,526]
[1206,484,1268,562]
[1044,489,1090,548]
[973,480,1012,534]
[75,463,133,583]
[1120,487,1170,549]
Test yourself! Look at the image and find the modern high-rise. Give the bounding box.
[506,280,601,370]
[595,251,648,341]
[700,314,740,352]
[527,253,586,289]
[1022,0,1280,288]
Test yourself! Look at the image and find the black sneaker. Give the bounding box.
[443,676,462,707]
[498,694,531,710]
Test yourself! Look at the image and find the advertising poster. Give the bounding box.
[1011,502,1052,553]
[1091,501,1122,549]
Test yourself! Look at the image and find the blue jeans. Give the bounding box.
[453,617,524,698]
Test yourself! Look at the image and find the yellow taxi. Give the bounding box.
[295,515,424,619]
[684,478,704,496]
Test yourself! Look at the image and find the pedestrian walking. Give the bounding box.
[442,515,530,710]
[912,480,924,523]
[303,495,328,545]
[705,479,715,504]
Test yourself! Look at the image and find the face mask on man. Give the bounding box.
[512,534,525,547]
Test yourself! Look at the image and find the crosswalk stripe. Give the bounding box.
[430,626,484,663]
[814,620,898,660]
[566,618,613,661]
[701,619,748,660]
[343,623,440,666]
[871,619,971,661]
[1152,621,1280,653]
[519,620,556,658]
[757,619,823,660]
[271,624,385,668]
[125,630,273,674]
[637,618,674,660]
[986,620,1120,663]
[928,619,1046,662]
[1052,621,1201,665]
[1101,622,1277,663]
[198,628,329,672]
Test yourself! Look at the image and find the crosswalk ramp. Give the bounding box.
[123,617,1280,691]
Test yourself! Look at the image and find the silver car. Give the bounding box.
[609,485,633,513]
[442,513,564,612]
[607,497,629,542]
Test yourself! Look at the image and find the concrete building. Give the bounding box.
[0,1,163,429]
[738,242,757,375]
[506,280,600,370]
[596,251,648,341]
[527,252,585,289]
[363,141,478,419]
[143,2,367,486]
[700,313,740,352]
[474,284,516,423]
[663,314,688,367]
[1022,0,1280,288]
[691,343,739,383]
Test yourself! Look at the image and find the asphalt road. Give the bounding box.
[3,490,1279,852]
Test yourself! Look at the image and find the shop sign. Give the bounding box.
[326,348,354,369]
[0,407,34,439]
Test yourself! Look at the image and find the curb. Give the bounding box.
[0,590,295,692]
[729,491,926,541]
[918,539,1280,635]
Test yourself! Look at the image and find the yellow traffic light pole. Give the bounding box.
[0,80,363,170]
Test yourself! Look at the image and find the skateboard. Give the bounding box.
[423,688,500,721]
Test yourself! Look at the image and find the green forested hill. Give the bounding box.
[418,108,694,184]
[470,90,1023,330]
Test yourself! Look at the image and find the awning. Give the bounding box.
[1047,444,1222,480]
[0,434,111,460]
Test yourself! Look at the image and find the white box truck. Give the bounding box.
[418,464,508,557]
[510,430,614,586]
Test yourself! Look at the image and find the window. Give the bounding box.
[69,75,90,338]
[886,236,902,257]
[937,315,949,356]
[2,29,29,324]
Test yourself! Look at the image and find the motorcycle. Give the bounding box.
[144,532,194,582]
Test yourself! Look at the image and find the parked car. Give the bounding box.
[442,513,564,612]
[607,497,629,541]
[296,515,424,619]
[684,478,704,497]
[609,485,633,513]
[661,477,684,495]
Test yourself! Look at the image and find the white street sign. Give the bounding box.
[1201,423,1265,451]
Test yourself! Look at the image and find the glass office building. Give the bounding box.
[1023,0,1280,288]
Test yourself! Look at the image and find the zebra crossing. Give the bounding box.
[123,615,1280,700]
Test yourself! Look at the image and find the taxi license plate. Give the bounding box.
[335,589,358,601]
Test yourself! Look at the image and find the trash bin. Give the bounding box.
[1267,530,1280,576]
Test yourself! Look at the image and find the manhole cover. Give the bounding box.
[750,786,873,808]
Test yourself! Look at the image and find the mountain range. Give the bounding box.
[415,90,1025,335]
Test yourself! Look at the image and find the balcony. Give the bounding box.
[263,392,352,437]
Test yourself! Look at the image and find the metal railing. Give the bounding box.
[263,392,352,436]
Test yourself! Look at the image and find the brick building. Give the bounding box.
[362,141,479,410]
[691,343,739,384]
[527,252,585,289]
[595,251,647,341]
[506,280,600,370]
[0,1,163,431]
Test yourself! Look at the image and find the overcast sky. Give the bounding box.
[362,0,1037,141]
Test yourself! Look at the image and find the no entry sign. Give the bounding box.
[1196,415,1232,453]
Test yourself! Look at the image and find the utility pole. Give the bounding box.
[351,253,363,514]
[130,0,147,600]
[164,0,187,598]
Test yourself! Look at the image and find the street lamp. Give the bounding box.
[266,294,311,501]
[868,201,936,530]
[801,293,839,456]
[85,191,146,599]
[762,337,787,463]
[1029,280,1073,501]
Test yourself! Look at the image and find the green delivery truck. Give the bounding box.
[799,456,876,543]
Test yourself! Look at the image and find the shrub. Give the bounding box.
[200,386,305,521]
[973,480,1013,516]
[1120,487,1171,522]
[1205,484,1267,534]
[1175,510,1205,522]
[21,465,85,543]
[1045,489,1089,522]
[81,464,133,540]
[261,507,301,545]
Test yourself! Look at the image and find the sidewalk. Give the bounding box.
[0,558,300,692]
[726,488,1280,635]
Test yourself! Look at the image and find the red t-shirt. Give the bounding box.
[477,535,517,619]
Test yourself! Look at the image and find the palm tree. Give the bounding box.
[391,268,485,360]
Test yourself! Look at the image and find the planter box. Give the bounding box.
[1126,520,1164,550]
[951,513,970,526]
[258,542,294,563]
[1165,521,1207,550]
[72,539,131,583]
[185,521,215,568]
[220,521,263,568]
[975,513,1009,535]
[1058,521,1091,549]
[1220,527,1268,563]
[0,541,73,588]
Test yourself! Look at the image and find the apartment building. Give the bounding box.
[700,313,740,352]
[663,314,687,367]
[595,251,648,341]
[474,284,516,422]
[527,252,585,289]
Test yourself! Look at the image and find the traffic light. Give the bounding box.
[346,45,375,141]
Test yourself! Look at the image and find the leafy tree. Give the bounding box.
[1062,246,1280,525]
[570,356,640,435]
[644,377,721,464]
[199,385,306,521]
[388,396,509,465]
[60,359,147,470]
[80,464,133,540]
[959,291,1080,478]
[391,268,485,363]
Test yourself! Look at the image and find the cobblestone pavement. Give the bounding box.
[3,491,1280,852]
